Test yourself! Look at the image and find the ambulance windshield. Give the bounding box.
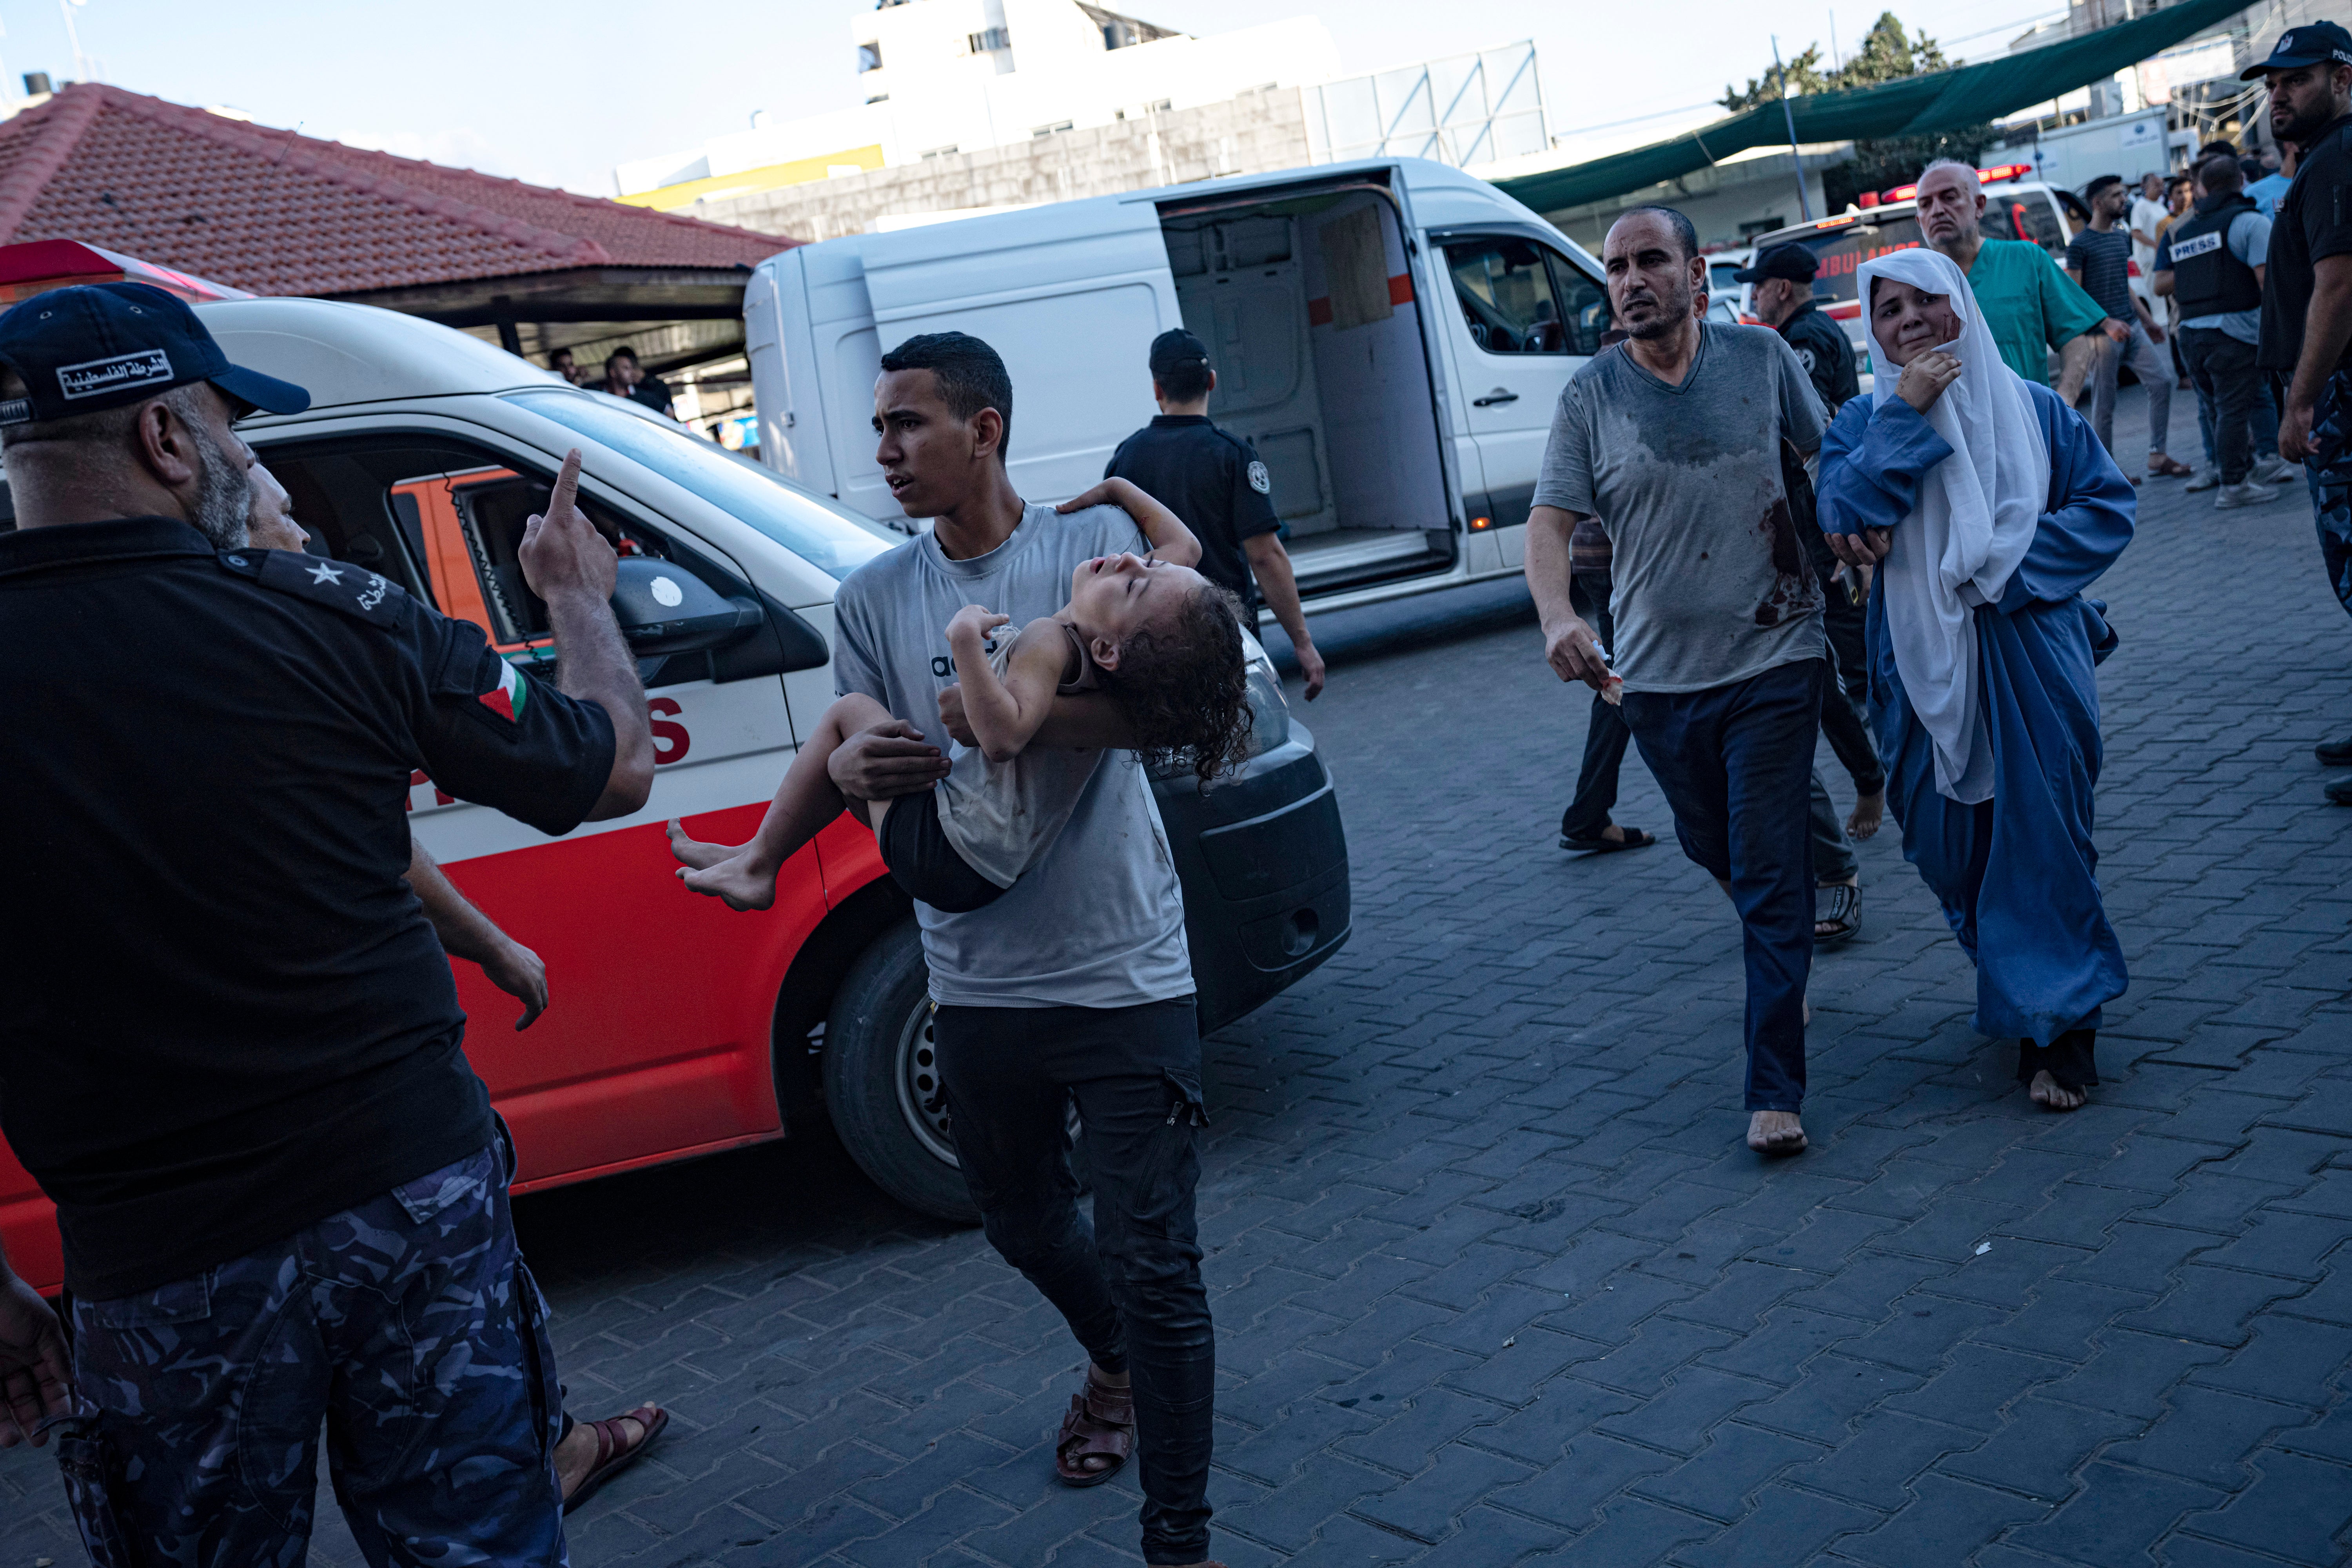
[508,391,891,580]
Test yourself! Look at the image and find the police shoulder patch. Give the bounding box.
[1247,459,1271,495]
[222,547,405,626]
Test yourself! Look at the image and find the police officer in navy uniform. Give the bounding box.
[1735,243,1859,414]
[1105,328,1327,697]
[0,282,654,1562]
[1731,241,1882,943]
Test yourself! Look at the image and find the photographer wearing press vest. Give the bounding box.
[2155,154,2284,508]
[0,282,654,1563]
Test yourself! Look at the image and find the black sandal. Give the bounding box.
[1561,825,1656,854]
[1815,881,1862,945]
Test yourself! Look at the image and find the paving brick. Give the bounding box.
[2005,1461,2232,1568]
[1534,1495,1715,1566]
[1488,1434,1679,1530]
[1350,1442,1535,1543]
[1934,1395,2143,1500]
[2106,1384,2308,1489]
[1632,1421,1821,1521]
[2177,1449,2352,1564]
[1400,1504,1570,1568]
[2190,1312,2352,1405]
[2118,1265,2309,1346]
[1829,1474,2051,1567]
[1668,1483,1881,1568]
[1741,1354,1926,1444]
[1782,1409,1981,1508]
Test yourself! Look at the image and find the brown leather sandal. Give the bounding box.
[562,1403,668,1514]
[1054,1370,1134,1487]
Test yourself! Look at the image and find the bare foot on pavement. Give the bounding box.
[1847,789,1884,840]
[2027,1070,2085,1112]
[1748,1110,1807,1154]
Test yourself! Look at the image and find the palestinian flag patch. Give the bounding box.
[479,659,530,723]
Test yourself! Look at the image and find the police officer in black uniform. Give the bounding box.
[1105,328,1327,697]
[1736,243,1859,411]
[0,283,654,1562]
[2156,153,2273,498]
[2246,20,2352,795]
[1732,242,1882,942]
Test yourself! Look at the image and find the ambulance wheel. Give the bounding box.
[823,918,982,1225]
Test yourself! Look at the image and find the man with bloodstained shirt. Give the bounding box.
[1523,204,1833,1158]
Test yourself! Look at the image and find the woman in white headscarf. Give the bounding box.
[1817,247,2134,1111]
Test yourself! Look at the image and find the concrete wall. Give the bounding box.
[693,87,1313,242]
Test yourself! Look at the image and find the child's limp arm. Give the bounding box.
[947,608,1073,763]
[1055,477,1202,568]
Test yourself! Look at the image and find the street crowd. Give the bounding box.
[0,28,2348,1568]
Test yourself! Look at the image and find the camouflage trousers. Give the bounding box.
[54,1141,567,1567]
[2308,368,2352,616]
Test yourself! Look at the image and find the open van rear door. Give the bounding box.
[856,199,1180,509]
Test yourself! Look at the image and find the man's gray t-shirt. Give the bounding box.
[1532,323,1829,694]
[831,502,1193,1008]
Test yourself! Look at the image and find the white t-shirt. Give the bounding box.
[831,502,1193,1008]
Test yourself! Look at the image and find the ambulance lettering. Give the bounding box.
[649,697,691,765]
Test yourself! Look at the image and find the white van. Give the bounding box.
[744,157,1612,617]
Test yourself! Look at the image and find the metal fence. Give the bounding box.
[1303,42,1549,171]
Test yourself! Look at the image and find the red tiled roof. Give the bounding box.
[0,84,795,297]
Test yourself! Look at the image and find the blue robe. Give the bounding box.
[1817,384,2134,1044]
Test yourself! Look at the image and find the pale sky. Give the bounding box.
[13,0,2067,196]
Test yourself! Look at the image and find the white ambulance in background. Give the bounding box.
[742,157,1615,615]
[1737,163,2086,384]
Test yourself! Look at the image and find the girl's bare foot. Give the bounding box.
[665,818,741,871]
[1748,1110,1807,1154]
[2027,1070,2085,1112]
[677,855,778,911]
[1847,789,1884,840]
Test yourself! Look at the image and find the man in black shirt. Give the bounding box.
[1106,328,1326,697]
[0,283,655,1558]
[597,345,675,417]
[2249,22,2352,792]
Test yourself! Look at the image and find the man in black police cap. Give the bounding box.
[1105,327,1326,697]
[1736,243,1859,414]
[2246,21,2352,795]
[0,281,654,1561]
[1731,241,1882,942]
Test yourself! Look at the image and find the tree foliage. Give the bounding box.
[1718,11,1996,213]
[1719,11,1953,111]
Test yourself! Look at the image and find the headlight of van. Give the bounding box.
[1242,633,1291,759]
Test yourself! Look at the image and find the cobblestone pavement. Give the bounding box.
[6,389,2352,1566]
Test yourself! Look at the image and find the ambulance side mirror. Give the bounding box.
[608,558,762,655]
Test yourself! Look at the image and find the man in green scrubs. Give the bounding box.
[1915,160,2109,401]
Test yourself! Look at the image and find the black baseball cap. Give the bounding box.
[1147,327,1210,377]
[1731,243,1820,285]
[0,281,309,428]
[2242,20,2352,78]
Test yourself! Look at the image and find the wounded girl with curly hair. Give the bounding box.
[667,477,1252,915]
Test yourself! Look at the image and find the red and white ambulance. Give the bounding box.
[0,245,1352,1294]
